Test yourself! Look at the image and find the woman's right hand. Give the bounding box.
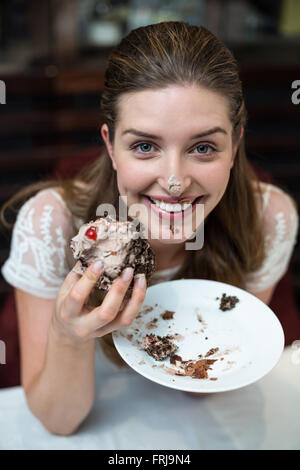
[52,260,146,347]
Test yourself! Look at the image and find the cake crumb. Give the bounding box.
[205,347,219,357]
[219,293,239,311]
[142,334,179,361]
[161,310,175,320]
[146,318,158,329]
[141,305,154,315]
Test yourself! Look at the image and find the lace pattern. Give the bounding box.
[245,183,299,292]
[1,189,73,298]
[1,182,299,299]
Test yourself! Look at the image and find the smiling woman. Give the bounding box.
[0,22,298,436]
[101,84,235,249]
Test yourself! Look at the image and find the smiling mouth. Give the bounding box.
[143,195,204,213]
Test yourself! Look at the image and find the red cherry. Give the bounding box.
[85,226,97,240]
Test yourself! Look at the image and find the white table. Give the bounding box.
[0,344,299,450]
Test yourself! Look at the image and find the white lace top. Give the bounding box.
[1,182,299,298]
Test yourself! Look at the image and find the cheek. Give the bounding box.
[196,161,231,193]
[116,161,154,194]
[117,160,157,193]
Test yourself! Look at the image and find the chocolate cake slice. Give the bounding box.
[70,215,155,306]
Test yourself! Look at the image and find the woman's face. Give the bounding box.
[101,84,238,247]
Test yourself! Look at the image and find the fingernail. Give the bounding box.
[121,267,134,281]
[134,273,146,288]
[91,260,104,274]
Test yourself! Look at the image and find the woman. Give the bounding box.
[1,22,298,440]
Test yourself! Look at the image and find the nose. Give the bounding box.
[168,175,182,196]
[157,153,192,197]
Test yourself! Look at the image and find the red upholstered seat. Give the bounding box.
[53,146,103,180]
[0,290,20,388]
[0,149,299,388]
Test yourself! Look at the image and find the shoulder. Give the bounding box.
[245,181,299,293]
[23,186,70,215]
[254,181,298,242]
[17,186,72,232]
[11,186,77,263]
[2,187,75,298]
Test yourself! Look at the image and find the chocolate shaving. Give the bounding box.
[146,318,158,330]
[219,293,239,311]
[161,310,175,320]
[169,353,183,365]
[183,359,217,379]
[205,347,219,357]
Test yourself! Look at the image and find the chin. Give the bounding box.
[148,224,198,245]
[154,235,187,244]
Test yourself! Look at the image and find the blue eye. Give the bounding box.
[130,141,216,158]
[138,143,153,153]
[196,144,210,154]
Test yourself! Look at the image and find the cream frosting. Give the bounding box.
[70,216,141,279]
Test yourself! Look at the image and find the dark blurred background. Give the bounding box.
[0,1,299,313]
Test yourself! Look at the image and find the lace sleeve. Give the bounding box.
[245,183,299,293]
[1,188,73,299]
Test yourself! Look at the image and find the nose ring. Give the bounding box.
[168,174,182,196]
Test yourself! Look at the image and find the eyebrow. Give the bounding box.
[121,126,228,140]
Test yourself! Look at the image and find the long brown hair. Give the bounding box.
[1,22,269,367]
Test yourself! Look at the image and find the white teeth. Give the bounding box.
[151,198,193,212]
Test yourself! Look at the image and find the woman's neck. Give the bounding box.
[150,241,187,271]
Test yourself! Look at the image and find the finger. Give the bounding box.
[117,274,146,325]
[63,260,105,318]
[59,261,82,298]
[81,267,134,332]
[86,273,146,337]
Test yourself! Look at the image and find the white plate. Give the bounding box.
[112,279,284,393]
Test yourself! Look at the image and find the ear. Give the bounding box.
[230,127,244,169]
[101,123,117,170]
